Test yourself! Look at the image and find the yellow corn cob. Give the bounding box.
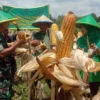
[56,11,76,59]
[50,23,59,46]
[17,31,26,40]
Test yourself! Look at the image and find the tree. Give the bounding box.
[50,14,56,23]
[55,15,64,28]
[91,13,97,19]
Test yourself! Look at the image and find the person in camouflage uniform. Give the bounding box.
[0,10,25,100]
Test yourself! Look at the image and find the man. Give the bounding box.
[32,15,53,89]
[0,10,26,100]
[2,29,17,83]
[32,15,53,50]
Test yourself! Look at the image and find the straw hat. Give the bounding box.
[32,15,53,26]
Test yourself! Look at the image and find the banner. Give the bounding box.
[3,5,50,29]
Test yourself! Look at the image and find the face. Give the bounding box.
[39,23,50,32]
[3,29,9,36]
[80,25,87,35]
[3,22,9,29]
[0,22,9,33]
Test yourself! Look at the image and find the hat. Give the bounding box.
[0,10,17,24]
[76,14,100,28]
[32,15,53,26]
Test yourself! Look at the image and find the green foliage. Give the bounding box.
[55,15,64,28]
[12,83,28,100]
[50,14,63,28]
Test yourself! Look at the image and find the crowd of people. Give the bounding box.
[0,9,100,100]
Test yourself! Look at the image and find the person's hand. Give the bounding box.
[90,43,97,50]
[40,43,47,50]
[30,40,40,46]
[16,39,26,47]
[88,44,98,57]
[91,44,100,55]
[73,38,77,43]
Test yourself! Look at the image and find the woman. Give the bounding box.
[76,14,100,97]
[0,11,25,99]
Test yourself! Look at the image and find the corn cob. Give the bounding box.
[51,65,87,87]
[17,31,31,41]
[17,31,26,40]
[56,11,76,59]
[17,51,56,74]
[71,88,85,100]
[50,23,59,46]
[36,57,56,80]
[61,85,72,90]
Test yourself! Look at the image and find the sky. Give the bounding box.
[0,0,100,18]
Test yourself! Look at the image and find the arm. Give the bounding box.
[0,40,25,57]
